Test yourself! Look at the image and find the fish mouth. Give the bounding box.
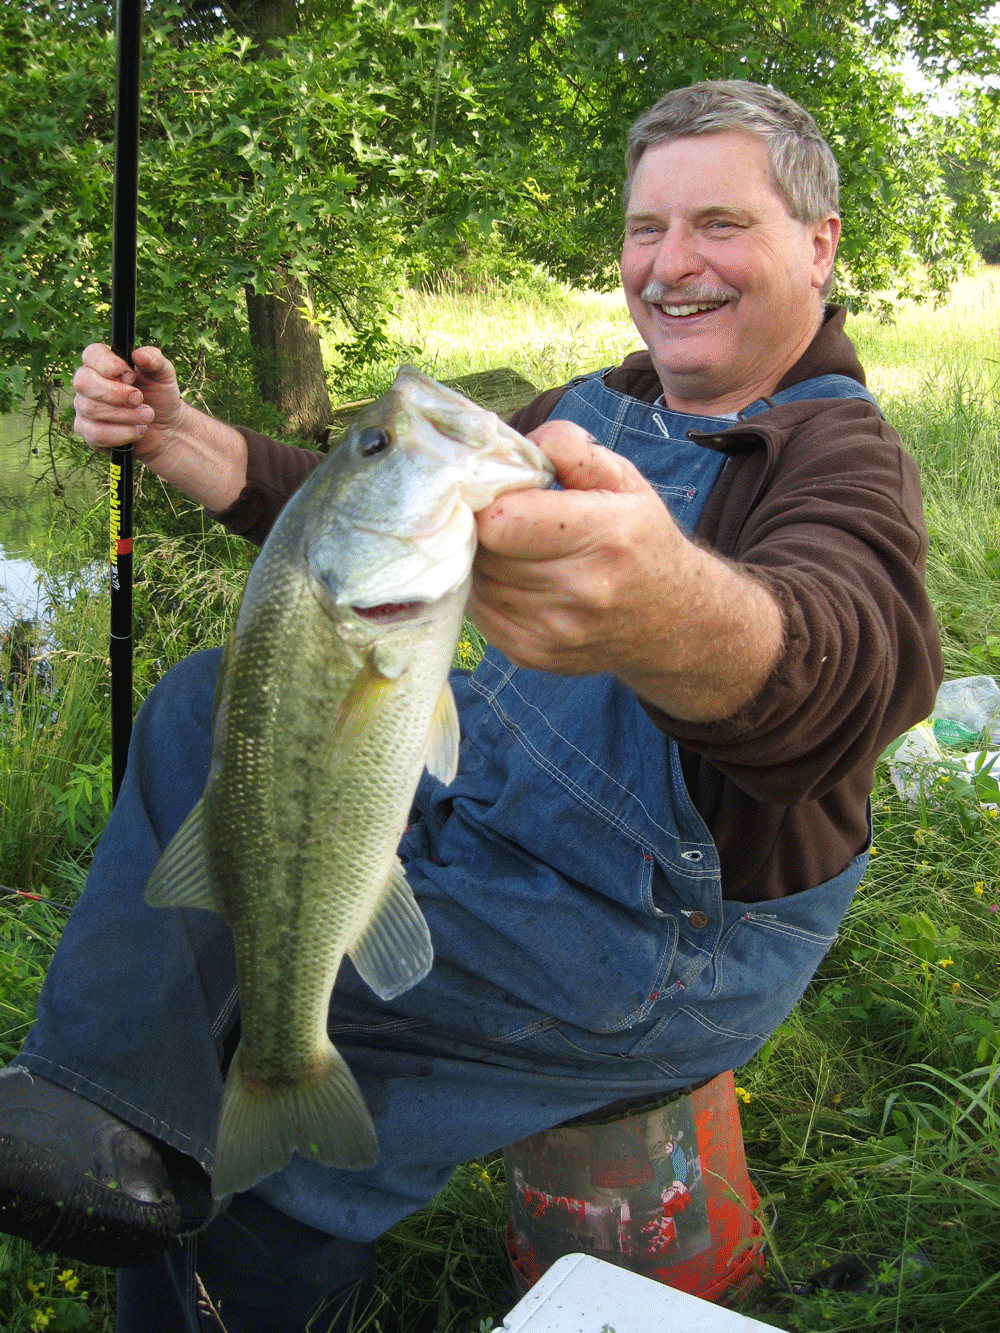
[351,600,425,623]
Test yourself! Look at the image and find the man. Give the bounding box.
[0,81,941,1331]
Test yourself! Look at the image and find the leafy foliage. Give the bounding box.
[453,0,997,301]
[0,0,503,417]
[3,0,1000,427]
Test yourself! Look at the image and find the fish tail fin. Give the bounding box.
[210,1042,378,1200]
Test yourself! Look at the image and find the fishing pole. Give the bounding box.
[0,885,72,915]
[109,0,142,805]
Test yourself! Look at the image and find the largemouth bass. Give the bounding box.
[145,367,553,1199]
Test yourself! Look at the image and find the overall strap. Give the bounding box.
[741,374,883,419]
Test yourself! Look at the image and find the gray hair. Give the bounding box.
[624,80,840,226]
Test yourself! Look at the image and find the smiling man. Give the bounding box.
[620,130,839,413]
[0,81,941,1333]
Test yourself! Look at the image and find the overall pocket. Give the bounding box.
[628,850,869,1082]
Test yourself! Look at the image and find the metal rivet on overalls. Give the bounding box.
[689,911,710,930]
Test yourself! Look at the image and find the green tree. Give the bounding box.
[2,0,999,435]
[449,0,998,301]
[0,0,490,428]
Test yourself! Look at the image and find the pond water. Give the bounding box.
[0,405,98,629]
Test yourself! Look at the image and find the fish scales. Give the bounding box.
[144,366,553,1199]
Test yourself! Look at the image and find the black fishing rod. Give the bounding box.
[109,0,142,804]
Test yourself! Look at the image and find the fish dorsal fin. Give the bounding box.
[144,796,222,915]
[347,857,433,1001]
[424,680,460,784]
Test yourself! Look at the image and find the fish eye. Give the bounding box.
[358,426,392,458]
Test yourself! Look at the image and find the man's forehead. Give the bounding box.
[626,131,781,218]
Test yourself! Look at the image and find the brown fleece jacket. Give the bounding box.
[218,306,942,900]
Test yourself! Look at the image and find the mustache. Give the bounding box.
[639,282,737,306]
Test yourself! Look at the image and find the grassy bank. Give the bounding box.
[1,271,999,1330]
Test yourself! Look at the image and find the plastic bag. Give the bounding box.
[930,675,1000,745]
[886,676,1000,810]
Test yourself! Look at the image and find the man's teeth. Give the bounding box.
[659,301,724,317]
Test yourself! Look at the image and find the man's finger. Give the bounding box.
[80,342,134,383]
[72,365,144,409]
[527,420,651,495]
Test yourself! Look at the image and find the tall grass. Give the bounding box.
[2,269,1000,1331]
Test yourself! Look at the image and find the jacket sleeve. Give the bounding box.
[646,400,943,805]
[210,428,324,547]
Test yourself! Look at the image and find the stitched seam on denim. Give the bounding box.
[707,915,835,1004]
[546,1029,634,1060]
[183,1238,199,1326]
[740,916,839,947]
[327,1017,425,1037]
[210,984,240,1042]
[555,384,627,451]
[674,1004,770,1042]
[15,1055,204,1156]
[570,378,731,437]
[467,670,713,877]
[639,849,659,916]
[496,1016,561,1044]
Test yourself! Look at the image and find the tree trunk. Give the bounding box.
[245,269,332,441]
[240,0,332,441]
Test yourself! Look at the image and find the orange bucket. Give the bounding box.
[503,1071,764,1305]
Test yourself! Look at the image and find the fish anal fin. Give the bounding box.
[210,1041,378,1199]
[347,858,433,1002]
[144,797,221,914]
[424,680,460,784]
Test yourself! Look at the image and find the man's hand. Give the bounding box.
[72,344,248,513]
[468,419,784,723]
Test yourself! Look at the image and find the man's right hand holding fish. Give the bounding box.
[0,81,941,1333]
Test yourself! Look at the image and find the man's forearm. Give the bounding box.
[616,548,785,724]
[147,402,249,515]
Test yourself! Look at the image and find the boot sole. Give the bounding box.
[0,1133,182,1267]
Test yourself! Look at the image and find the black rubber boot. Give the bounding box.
[0,1065,182,1267]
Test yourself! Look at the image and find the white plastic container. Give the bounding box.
[494,1252,778,1332]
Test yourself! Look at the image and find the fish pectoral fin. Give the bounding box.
[144,797,222,914]
[326,663,395,764]
[347,857,434,1001]
[423,679,460,784]
[210,1042,378,1200]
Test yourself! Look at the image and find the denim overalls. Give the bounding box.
[389,370,878,1078]
[21,371,880,1321]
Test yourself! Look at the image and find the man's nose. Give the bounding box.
[651,224,705,286]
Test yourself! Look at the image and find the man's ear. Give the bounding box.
[812,214,841,291]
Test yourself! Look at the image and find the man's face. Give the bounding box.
[620,131,839,415]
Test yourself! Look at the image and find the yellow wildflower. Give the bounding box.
[974,882,985,896]
[951,981,961,993]
[734,1086,751,1105]
[940,956,955,968]
[57,1269,80,1294]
